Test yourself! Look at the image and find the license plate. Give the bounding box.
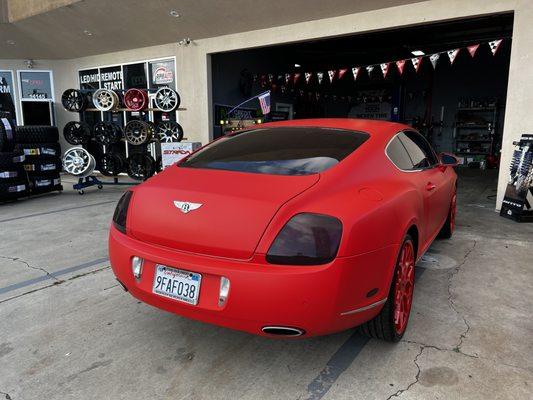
[152,265,201,305]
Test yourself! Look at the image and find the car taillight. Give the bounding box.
[266,213,342,265]
[112,191,133,234]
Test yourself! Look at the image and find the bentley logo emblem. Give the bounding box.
[174,201,202,214]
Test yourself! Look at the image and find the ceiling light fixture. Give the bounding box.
[83,30,93,36]
[411,50,425,56]
[6,40,15,45]
[294,63,301,68]
[169,10,180,17]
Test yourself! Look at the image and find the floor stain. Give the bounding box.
[419,366,459,387]
[0,342,13,358]
[67,359,113,382]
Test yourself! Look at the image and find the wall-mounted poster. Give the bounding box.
[149,59,175,88]
[19,71,53,100]
[79,68,100,90]
[0,71,14,96]
[100,66,123,90]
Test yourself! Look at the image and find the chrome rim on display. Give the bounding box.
[125,120,153,145]
[93,88,119,111]
[61,89,87,112]
[154,87,180,112]
[63,147,96,177]
[63,121,91,145]
[156,121,184,142]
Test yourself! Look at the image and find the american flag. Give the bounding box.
[258,91,271,115]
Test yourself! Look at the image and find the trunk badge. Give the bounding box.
[174,201,202,214]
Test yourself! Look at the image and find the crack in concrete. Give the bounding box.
[0,255,59,282]
[447,241,477,357]
[385,345,424,399]
[0,266,110,305]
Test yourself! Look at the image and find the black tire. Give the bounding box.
[359,234,416,342]
[61,89,87,112]
[15,142,61,158]
[0,118,15,152]
[0,179,29,201]
[438,191,457,239]
[28,172,62,194]
[24,156,62,174]
[15,126,59,144]
[127,153,156,180]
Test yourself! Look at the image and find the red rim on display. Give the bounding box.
[124,88,149,111]
[393,240,415,336]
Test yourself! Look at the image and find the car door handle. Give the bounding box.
[426,182,437,191]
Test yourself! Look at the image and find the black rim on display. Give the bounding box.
[63,121,91,145]
[154,87,180,112]
[99,151,126,176]
[127,153,156,180]
[93,122,122,145]
[124,120,153,145]
[61,89,87,112]
[156,121,184,142]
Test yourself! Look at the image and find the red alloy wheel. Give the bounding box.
[124,88,148,111]
[393,239,415,335]
[450,193,457,233]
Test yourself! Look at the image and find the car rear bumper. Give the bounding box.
[109,225,399,337]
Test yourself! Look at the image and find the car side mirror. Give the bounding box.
[440,153,459,166]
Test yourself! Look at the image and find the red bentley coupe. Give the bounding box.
[109,119,458,341]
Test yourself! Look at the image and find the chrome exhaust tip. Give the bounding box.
[261,326,305,337]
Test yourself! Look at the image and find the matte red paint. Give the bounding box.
[109,119,457,337]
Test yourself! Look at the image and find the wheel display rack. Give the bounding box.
[61,87,187,194]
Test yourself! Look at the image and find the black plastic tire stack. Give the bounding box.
[14,126,63,195]
[0,118,28,201]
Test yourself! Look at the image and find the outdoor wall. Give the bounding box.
[1,0,530,208]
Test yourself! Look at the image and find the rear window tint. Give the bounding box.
[180,127,369,176]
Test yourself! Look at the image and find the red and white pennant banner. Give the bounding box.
[338,68,348,79]
[396,60,406,75]
[429,53,440,69]
[380,63,390,78]
[467,44,480,57]
[305,72,312,84]
[488,39,502,55]
[366,65,375,75]
[317,72,324,84]
[411,57,422,73]
[352,67,361,80]
[328,70,336,83]
[447,49,460,65]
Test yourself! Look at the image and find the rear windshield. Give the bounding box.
[179,127,369,176]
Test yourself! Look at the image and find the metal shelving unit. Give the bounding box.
[454,105,498,160]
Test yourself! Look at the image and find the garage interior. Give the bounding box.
[1,1,533,399]
[212,14,513,173]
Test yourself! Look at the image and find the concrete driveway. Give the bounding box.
[0,171,531,400]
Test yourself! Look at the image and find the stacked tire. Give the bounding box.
[14,126,63,195]
[0,118,28,201]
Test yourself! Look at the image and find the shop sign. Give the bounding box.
[19,71,53,100]
[161,142,201,169]
[0,71,14,95]
[150,60,175,86]
[214,104,258,126]
[100,66,123,90]
[79,69,100,90]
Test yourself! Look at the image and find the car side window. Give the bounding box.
[397,131,439,169]
[386,136,414,170]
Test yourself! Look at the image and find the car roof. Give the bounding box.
[258,118,411,148]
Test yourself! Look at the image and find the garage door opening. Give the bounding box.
[211,13,513,177]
